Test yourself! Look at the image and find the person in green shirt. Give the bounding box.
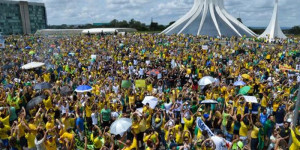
[100,103,111,128]
[263,115,275,138]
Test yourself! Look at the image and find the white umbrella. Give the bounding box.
[21,62,45,69]
[110,118,132,135]
[142,96,158,109]
[198,76,215,86]
[200,99,218,104]
[234,81,246,86]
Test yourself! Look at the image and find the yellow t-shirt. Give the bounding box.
[46,121,55,135]
[239,122,248,137]
[91,134,103,149]
[143,132,158,143]
[236,105,245,115]
[175,132,183,144]
[123,137,137,150]
[0,125,10,139]
[0,115,10,127]
[45,139,57,150]
[131,121,140,134]
[129,96,135,105]
[85,105,92,117]
[251,126,259,138]
[18,123,25,137]
[60,132,74,141]
[28,123,37,135]
[43,97,52,110]
[261,96,268,108]
[183,117,194,131]
[25,132,36,148]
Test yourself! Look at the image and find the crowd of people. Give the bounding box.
[0,33,299,150]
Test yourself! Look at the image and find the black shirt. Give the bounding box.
[279,126,290,140]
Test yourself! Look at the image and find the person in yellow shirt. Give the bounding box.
[122,132,137,150]
[183,109,194,131]
[250,122,262,150]
[45,117,55,136]
[131,113,141,135]
[0,113,10,127]
[59,128,75,147]
[25,128,36,150]
[43,96,52,111]
[91,125,103,150]
[239,113,251,145]
[45,135,57,150]
[259,93,267,111]
[289,125,300,150]
[85,100,92,130]
[0,121,10,148]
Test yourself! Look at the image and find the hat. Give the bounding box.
[204,114,209,119]
[237,141,243,149]
[198,108,203,112]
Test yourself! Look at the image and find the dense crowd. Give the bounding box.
[0,33,299,150]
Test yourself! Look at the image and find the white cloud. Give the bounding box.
[17,0,300,27]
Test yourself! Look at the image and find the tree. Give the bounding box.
[289,26,300,35]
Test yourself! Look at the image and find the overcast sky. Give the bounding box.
[16,0,300,27]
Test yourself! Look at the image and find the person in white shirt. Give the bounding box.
[211,130,227,150]
[91,107,98,126]
[35,131,48,150]
[139,68,144,78]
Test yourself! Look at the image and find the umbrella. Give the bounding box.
[21,62,45,69]
[75,85,92,93]
[239,86,251,95]
[147,69,160,76]
[121,80,132,88]
[200,100,218,104]
[110,118,132,135]
[2,64,13,70]
[29,51,35,55]
[4,84,13,89]
[234,81,246,86]
[198,76,215,86]
[142,96,158,109]
[26,95,46,110]
[25,46,31,49]
[34,82,52,90]
[60,86,72,96]
[242,74,251,80]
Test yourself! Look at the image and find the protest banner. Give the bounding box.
[135,80,146,88]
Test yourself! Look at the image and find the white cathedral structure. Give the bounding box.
[161,0,257,37]
[259,0,287,41]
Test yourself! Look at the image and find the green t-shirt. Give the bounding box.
[9,107,17,121]
[190,105,198,114]
[101,108,111,122]
[222,113,230,126]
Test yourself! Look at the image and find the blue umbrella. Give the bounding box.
[4,84,13,89]
[234,81,246,86]
[25,46,31,49]
[75,85,92,93]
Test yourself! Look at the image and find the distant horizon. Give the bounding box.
[46,23,297,30]
[8,0,300,28]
